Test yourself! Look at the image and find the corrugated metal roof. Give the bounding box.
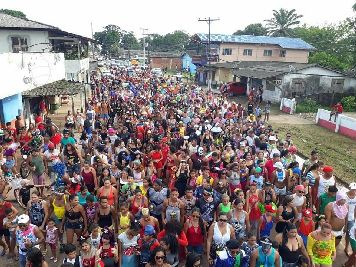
[22,80,84,96]
[196,33,315,50]
[0,13,58,30]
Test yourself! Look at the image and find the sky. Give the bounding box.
[1,0,355,39]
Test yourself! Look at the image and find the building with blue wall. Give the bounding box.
[0,93,23,124]
[181,53,197,74]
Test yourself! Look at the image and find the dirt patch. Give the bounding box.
[271,123,356,184]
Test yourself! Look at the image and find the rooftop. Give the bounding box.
[22,80,84,97]
[0,13,58,30]
[195,33,315,51]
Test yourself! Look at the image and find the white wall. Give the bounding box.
[263,86,282,103]
[0,30,50,53]
[65,58,90,82]
[0,52,65,99]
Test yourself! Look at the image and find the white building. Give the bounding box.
[0,13,92,124]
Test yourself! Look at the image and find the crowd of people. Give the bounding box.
[0,64,355,267]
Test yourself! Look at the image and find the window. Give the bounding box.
[11,37,28,53]
[280,50,286,57]
[222,48,232,55]
[263,50,272,56]
[243,49,253,56]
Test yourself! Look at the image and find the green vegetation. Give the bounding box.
[272,123,356,184]
[0,9,26,19]
[295,99,329,113]
[264,8,303,37]
[234,23,268,36]
[341,96,356,112]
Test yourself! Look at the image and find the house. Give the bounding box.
[0,13,91,124]
[149,52,182,70]
[202,61,356,103]
[193,33,315,64]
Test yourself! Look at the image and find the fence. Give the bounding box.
[315,109,356,140]
[280,98,296,114]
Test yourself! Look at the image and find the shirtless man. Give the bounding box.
[271,161,288,205]
[139,208,160,237]
[325,191,348,247]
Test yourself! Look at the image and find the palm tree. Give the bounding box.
[265,8,303,37]
[353,2,356,12]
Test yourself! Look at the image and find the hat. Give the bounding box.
[288,145,297,154]
[328,185,338,193]
[316,214,326,222]
[48,142,55,150]
[322,166,333,173]
[272,152,280,158]
[268,136,276,141]
[265,204,277,213]
[144,225,155,235]
[302,209,312,218]
[295,184,305,191]
[226,239,240,249]
[108,128,115,134]
[336,191,347,202]
[203,187,213,195]
[240,142,246,147]
[292,167,301,176]
[18,214,30,224]
[265,181,272,187]
[273,162,284,169]
[350,182,356,190]
[141,208,150,216]
[255,167,262,173]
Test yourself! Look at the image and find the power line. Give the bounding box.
[198,17,220,91]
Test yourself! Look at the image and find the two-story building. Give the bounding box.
[0,13,92,124]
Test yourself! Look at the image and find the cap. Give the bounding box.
[255,167,262,173]
[350,182,356,190]
[328,185,338,193]
[288,145,297,154]
[203,187,213,195]
[265,181,272,186]
[268,136,276,141]
[273,162,284,169]
[295,184,305,191]
[48,142,55,150]
[323,166,333,173]
[265,204,277,213]
[144,225,155,235]
[18,214,30,224]
[302,208,312,218]
[108,128,115,134]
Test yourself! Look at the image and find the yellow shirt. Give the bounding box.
[307,234,335,264]
[196,175,214,186]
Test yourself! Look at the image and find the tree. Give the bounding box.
[265,8,303,36]
[309,52,349,70]
[0,9,26,19]
[144,31,190,52]
[121,31,140,50]
[94,25,125,56]
[233,23,268,36]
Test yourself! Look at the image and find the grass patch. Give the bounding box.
[271,123,356,184]
[295,99,329,113]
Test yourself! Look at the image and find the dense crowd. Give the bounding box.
[0,65,355,267]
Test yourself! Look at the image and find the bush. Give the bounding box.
[341,96,356,112]
[295,99,325,113]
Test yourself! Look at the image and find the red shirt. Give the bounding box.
[186,224,204,246]
[298,218,314,236]
[157,230,188,247]
[0,202,13,229]
[265,159,275,181]
[335,104,343,113]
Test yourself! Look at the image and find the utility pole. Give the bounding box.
[198,17,219,91]
[141,28,148,68]
[90,22,95,58]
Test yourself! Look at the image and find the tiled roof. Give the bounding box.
[22,80,84,96]
[0,13,58,30]
[196,33,315,50]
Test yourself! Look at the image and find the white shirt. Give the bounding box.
[118,232,138,250]
[44,149,60,165]
[347,193,356,221]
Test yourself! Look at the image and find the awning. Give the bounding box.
[22,80,84,97]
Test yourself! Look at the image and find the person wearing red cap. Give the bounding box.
[315,165,336,199]
[292,184,307,222]
[298,208,315,247]
[257,204,276,240]
[43,142,60,188]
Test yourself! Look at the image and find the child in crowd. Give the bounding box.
[298,209,315,247]
[257,204,276,240]
[46,218,59,262]
[3,208,18,258]
[89,223,101,249]
[63,243,81,267]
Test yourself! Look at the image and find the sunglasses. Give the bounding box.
[155,256,165,260]
[18,223,27,227]
[192,214,200,218]
[298,191,305,194]
[219,218,228,222]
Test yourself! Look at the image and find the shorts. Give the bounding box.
[65,220,83,230]
[274,186,286,196]
[48,243,57,250]
[332,228,344,238]
[187,245,204,254]
[32,173,45,185]
[0,229,10,237]
[53,216,62,225]
[101,114,109,120]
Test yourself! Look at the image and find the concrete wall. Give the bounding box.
[65,58,90,82]
[214,68,233,83]
[150,57,182,70]
[316,109,356,140]
[219,43,309,63]
[280,98,296,114]
[0,29,50,53]
[0,52,65,99]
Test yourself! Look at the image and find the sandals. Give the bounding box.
[0,247,6,256]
